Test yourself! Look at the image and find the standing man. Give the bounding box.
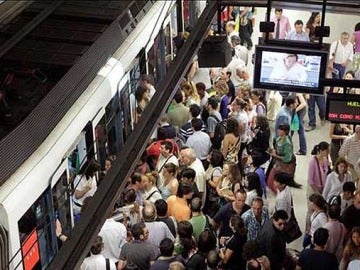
[274,96,297,134]
[220,68,236,103]
[285,20,310,41]
[156,140,179,188]
[270,54,307,82]
[339,126,360,186]
[328,32,354,79]
[271,8,291,40]
[140,74,156,100]
[241,197,270,241]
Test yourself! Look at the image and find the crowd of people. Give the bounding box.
[61,6,360,270]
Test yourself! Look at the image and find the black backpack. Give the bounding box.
[209,115,227,150]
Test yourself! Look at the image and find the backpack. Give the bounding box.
[209,115,227,150]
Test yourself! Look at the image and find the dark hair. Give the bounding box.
[313,228,329,246]
[287,54,298,61]
[131,222,146,240]
[164,162,177,175]
[207,250,220,269]
[309,193,327,211]
[90,236,104,255]
[198,230,217,253]
[311,141,329,155]
[191,118,203,131]
[174,91,184,104]
[161,140,173,152]
[277,123,290,133]
[157,127,168,140]
[135,86,147,102]
[124,188,136,204]
[246,172,263,197]
[344,70,356,79]
[140,74,155,85]
[177,182,193,197]
[355,22,360,32]
[272,209,288,221]
[334,156,348,174]
[255,115,269,130]
[306,12,320,28]
[242,240,265,260]
[343,181,356,192]
[327,204,341,220]
[294,19,303,26]
[230,215,247,235]
[226,117,240,137]
[131,173,142,185]
[275,8,283,13]
[227,162,242,184]
[160,238,174,256]
[79,161,100,179]
[190,197,202,212]
[195,82,206,92]
[235,98,248,110]
[180,168,196,181]
[154,199,168,216]
[285,96,296,107]
[210,149,224,167]
[207,96,218,110]
[274,172,302,189]
[189,104,201,118]
[177,220,193,238]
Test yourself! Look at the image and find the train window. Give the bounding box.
[18,188,57,269]
[105,91,123,154]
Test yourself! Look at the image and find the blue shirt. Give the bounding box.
[285,30,310,42]
[241,208,270,241]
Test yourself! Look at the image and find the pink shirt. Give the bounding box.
[307,156,329,189]
[271,15,291,39]
[354,31,360,53]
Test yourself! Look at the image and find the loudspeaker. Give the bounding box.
[198,35,232,68]
[259,21,275,33]
[315,26,330,38]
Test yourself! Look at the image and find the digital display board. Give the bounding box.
[326,94,360,124]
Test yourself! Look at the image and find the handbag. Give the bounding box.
[283,197,302,244]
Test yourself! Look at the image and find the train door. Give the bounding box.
[105,91,123,155]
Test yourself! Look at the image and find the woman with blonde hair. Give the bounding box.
[181,81,200,106]
[217,162,243,204]
[141,172,162,204]
[214,79,229,120]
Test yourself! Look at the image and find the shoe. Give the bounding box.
[305,126,315,132]
[295,151,306,156]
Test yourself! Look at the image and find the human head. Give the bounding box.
[142,202,157,222]
[246,172,262,197]
[174,90,184,104]
[310,141,329,157]
[135,86,149,103]
[277,123,290,136]
[169,262,185,270]
[274,8,283,20]
[250,90,264,104]
[209,149,224,168]
[355,22,360,32]
[272,210,288,231]
[190,197,202,213]
[159,238,174,256]
[207,96,219,111]
[131,222,148,241]
[284,54,298,69]
[242,240,265,261]
[154,199,168,217]
[105,155,116,174]
[195,83,206,99]
[81,160,100,179]
[176,182,194,199]
[131,173,145,190]
[230,215,247,235]
[233,189,247,209]
[198,230,217,253]
[307,12,320,26]
[207,250,220,269]
[90,236,104,255]
[334,157,348,175]
[191,118,203,132]
[251,197,264,218]
[348,226,360,248]
[285,96,296,108]
[294,20,304,34]
[309,193,327,211]
[226,21,236,34]
[340,32,350,46]
[255,115,269,130]
[231,35,241,47]
[163,162,177,180]
[214,79,229,96]
[140,74,155,89]
[179,167,196,184]
[177,220,193,238]
[343,181,356,200]
[227,162,242,183]
[180,148,196,166]
[327,204,341,220]
[354,190,360,210]
[344,70,356,80]
[220,68,231,81]
[189,103,201,119]
[226,117,240,137]
[313,228,329,247]
[273,172,291,191]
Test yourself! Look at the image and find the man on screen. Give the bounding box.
[269,54,307,83]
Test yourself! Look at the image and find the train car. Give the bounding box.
[0,1,179,269]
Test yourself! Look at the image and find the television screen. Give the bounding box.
[326,93,360,124]
[253,45,328,95]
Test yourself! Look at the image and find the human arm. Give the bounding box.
[322,173,332,201]
[219,247,233,264]
[74,177,94,199]
[221,134,231,157]
[307,158,322,194]
[56,219,68,242]
[208,168,222,189]
[295,94,306,112]
[169,178,179,195]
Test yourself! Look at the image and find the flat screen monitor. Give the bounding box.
[326,93,360,124]
[253,45,328,95]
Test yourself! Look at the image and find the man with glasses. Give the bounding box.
[257,210,288,270]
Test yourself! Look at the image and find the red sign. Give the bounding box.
[21,229,40,270]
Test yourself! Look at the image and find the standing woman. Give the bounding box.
[214,79,229,120]
[134,86,150,123]
[291,93,307,156]
[250,90,266,116]
[329,123,352,166]
[221,117,241,164]
[305,12,321,42]
[268,124,297,194]
[217,162,243,204]
[159,163,179,201]
[323,157,353,202]
[305,141,330,232]
[341,226,360,270]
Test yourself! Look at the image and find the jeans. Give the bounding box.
[291,110,307,153]
[239,23,253,49]
[307,95,326,127]
[332,63,346,79]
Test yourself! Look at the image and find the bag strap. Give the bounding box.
[105,258,110,270]
[209,114,221,123]
[146,190,159,201]
[158,154,173,173]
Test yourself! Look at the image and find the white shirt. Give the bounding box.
[275,185,292,220]
[186,131,212,160]
[189,158,206,193]
[73,175,97,214]
[322,171,352,202]
[99,219,127,262]
[329,40,354,64]
[233,110,249,142]
[148,85,156,99]
[310,211,328,236]
[266,91,282,121]
[80,254,117,270]
[270,62,307,82]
